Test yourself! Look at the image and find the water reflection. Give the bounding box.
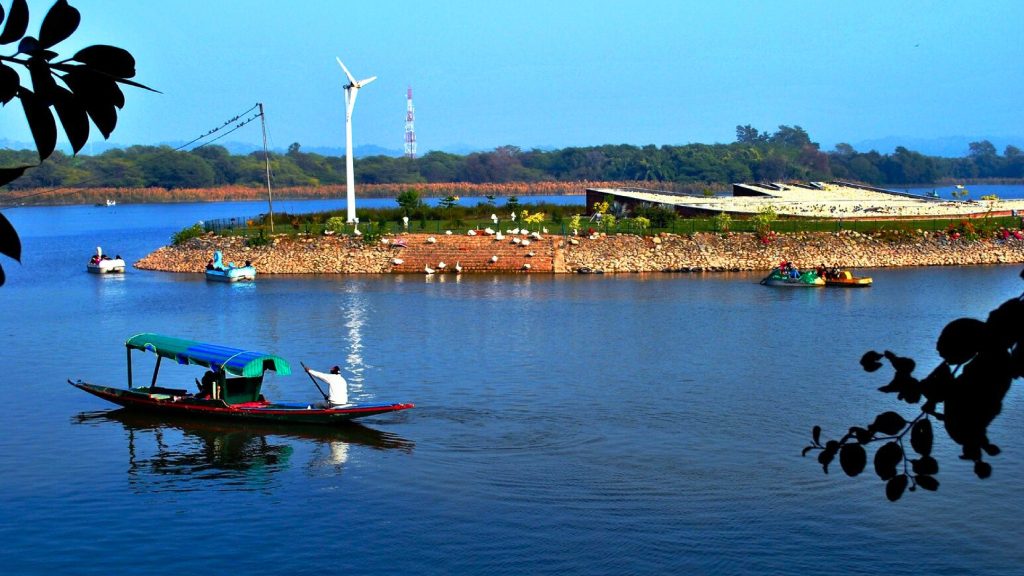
[73,409,413,491]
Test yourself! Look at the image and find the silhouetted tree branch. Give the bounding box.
[0,0,155,284]
[805,268,1024,500]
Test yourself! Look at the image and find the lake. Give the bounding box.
[0,197,1022,575]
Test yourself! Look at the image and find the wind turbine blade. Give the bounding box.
[336,57,357,84]
[359,76,377,87]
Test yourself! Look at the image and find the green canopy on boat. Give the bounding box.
[125,333,292,378]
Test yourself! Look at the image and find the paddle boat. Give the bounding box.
[87,247,126,274]
[69,333,414,425]
[760,268,825,287]
[824,268,873,287]
[205,250,256,282]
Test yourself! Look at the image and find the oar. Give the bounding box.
[299,361,330,403]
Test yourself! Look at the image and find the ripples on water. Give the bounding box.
[0,199,1022,574]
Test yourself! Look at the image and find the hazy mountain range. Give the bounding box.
[2,136,1021,159]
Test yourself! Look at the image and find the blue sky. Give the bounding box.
[2,0,1023,154]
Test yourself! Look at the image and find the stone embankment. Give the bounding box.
[134,231,1024,275]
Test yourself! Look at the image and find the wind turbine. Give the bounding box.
[337,57,377,223]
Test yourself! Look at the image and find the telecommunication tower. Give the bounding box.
[404,86,417,158]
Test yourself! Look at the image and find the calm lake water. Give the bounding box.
[1,193,1023,575]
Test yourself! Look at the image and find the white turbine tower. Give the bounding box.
[337,57,376,223]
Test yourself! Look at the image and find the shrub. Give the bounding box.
[325,216,347,234]
[172,223,205,246]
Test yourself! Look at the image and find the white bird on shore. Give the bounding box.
[437,261,447,270]
[392,258,404,265]
[521,239,531,247]
[522,263,531,270]
[424,265,435,274]
[495,232,505,240]
[527,251,536,257]
[445,230,452,235]
[454,261,462,274]
[484,227,495,235]
[542,227,548,234]
[468,230,477,236]
[512,237,522,245]
[510,227,520,235]
[490,255,499,263]
[426,236,437,243]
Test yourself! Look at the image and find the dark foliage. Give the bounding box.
[0,0,153,285]
[805,268,1024,500]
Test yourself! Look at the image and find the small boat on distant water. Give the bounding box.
[205,250,256,282]
[760,269,824,287]
[824,269,873,287]
[87,247,126,274]
[95,199,116,207]
[69,333,414,425]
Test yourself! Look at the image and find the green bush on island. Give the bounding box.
[172,223,206,246]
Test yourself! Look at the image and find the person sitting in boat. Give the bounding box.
[788,263,800,279]
[305,365,349,407]
[196,368,220,399]
[816,263,826,278]
[206,259,215,270]
[90,254,101,265]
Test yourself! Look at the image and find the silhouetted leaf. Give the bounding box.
[871,411,907,435]
[911,456,938,476]
[982,443,1001,456]
[985,298,1024,349]
[39,0,80,49]
[60,67,120,137]
[919,363,952,403]
[883,350,915,374]
[936,318,986,365]
[885,474,908,501]
[0,0,28,46]
[18,87,57,160]
[1011,344,1024,379]
[910,418,933,456]
[874,441,902,480]
[860,350,883,372]
[16,34,37,55]
[52,85,89,154]
[0,213,23,263]
[818,440,839,473]
[0,166,29,187]
[72,44,135,78]
[801,445,814,457]
[850,426,871,444]
[0,62,19,104]
[839,444,866,477]
[914,474,939,491]
[812,425,821,445]
[27,58,58,105]
[974,460,992,479]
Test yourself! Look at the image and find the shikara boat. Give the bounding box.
[824,269,873,287]
[759,269,824,287]
[69,333,414,425]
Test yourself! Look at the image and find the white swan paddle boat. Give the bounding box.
[87,247,126,274]
[205,250,256,282]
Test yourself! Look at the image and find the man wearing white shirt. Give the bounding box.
[305,365,349,407]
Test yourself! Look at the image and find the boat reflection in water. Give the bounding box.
[73,409,413,490]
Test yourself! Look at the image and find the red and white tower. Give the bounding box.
[404,86,417,159]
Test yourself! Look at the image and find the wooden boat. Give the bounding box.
[824,269,873,287]
[760,269,824,287]
[205,250,256,282]
[87,247,126,274]
[69,333,414,425]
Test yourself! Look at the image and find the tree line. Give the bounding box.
[2,125,1022,191]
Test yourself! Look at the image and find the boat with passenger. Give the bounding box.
[87,247,126,274]
[760,261,824,287]
[823,268,873,287]
[69,333,414,425]
[205,250,256,282]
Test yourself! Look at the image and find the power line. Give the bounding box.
[0,103,263,208]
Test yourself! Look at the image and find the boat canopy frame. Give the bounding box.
[124,332,292,389]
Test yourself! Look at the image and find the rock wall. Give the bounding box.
[134,231,1024,275]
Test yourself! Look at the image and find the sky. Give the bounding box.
[2,0,1023,155]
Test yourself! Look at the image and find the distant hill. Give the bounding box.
[847,135,1024,157]
[0,138,404,159]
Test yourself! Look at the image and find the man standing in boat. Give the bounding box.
[305,365,349,407]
